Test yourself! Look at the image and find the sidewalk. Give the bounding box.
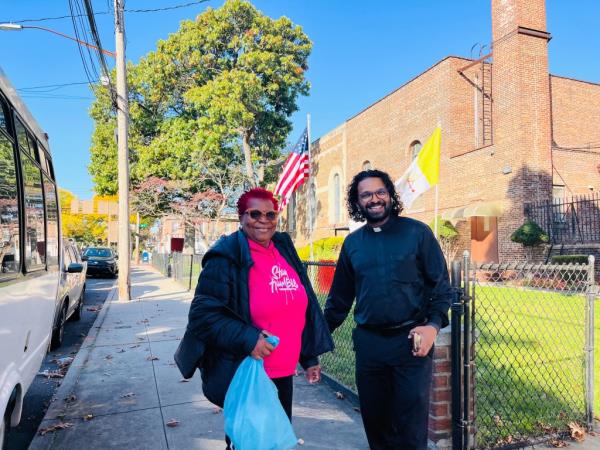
[30,266,368,450]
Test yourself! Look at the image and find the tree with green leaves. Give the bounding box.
[510,219,549,260]
[429,216,460,263]
[89,0,311,194]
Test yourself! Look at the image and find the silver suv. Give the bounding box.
[51,240,87,350]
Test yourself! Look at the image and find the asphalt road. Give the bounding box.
[5,277,114,450]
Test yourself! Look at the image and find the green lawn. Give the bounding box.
[314,282,600,448]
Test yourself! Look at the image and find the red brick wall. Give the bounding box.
[550,76,600,195]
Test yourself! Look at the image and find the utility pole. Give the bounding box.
[114,0,130,300]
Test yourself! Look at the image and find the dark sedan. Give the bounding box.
[82,247,118,278]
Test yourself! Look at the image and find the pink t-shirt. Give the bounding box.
[248,239,308,378]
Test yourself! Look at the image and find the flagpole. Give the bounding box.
[434,184,439,238]
[307,113,314,261]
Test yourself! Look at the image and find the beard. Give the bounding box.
[359,200,391,223]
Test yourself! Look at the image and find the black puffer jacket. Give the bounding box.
[187,230,334,407]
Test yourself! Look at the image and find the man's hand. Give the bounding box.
[250,332,275,360]
[409,325,438,357]
[305,365,321,384]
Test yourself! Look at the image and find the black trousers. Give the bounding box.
[354,327,433,450]
[225,375,294,449]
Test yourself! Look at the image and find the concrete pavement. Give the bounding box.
[29,266,368,450]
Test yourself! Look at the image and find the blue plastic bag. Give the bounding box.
[224,335,298,450]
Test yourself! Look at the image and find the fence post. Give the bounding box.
[188,254,194,291]
[462,251,472,450]
[585,255,596,430]
[450,260,464,450]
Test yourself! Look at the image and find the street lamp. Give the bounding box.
[0,23,115,57]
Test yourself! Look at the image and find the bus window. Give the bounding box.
[0,98,8,134]
[38,147,49,175]
[43,177,59,268]
[0,132,20,274]
[14,117,30,156]
[28,133,39,164]
[21,151,46,270]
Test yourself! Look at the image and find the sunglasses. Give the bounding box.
[244,209,278,221]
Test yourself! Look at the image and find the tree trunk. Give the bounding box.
[242,131,255,187]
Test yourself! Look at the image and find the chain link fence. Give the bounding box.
[471,260,596,448]
[303,261,357,390]
[151,252,203,291]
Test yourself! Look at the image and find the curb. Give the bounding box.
[29,281,118,450]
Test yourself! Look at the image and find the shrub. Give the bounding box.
[510,220,549,247]
[551,254,589,265]
[296,236,344,261]
[429,216,459,263]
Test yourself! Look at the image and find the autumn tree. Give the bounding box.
[89,0,311,194]
[58,188,107,245]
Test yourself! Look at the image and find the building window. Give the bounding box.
[306,181,316,232]
[333,173,341,223]
[552,185,566,224]
[287,193,296,232]
[362,161,372,170]
[410,140,422,161]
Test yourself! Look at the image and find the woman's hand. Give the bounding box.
[305,365,321,384]
[250,331,275,360]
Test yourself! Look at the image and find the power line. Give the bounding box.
[2,0,210,24]
[17,81,96,90]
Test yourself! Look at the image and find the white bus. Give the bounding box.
[0,68,61,447]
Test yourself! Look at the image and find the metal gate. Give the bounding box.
[451,254,596,449]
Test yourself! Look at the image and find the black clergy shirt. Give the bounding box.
[324,215,453,332]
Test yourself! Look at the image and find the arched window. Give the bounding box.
[333,173,341,223]
[362,160,372,170]
[410,140,422,160]
[287,193,296,231]
[306,181,316,232]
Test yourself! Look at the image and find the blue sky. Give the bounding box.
[1,1,598,198]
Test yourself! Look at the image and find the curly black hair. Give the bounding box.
[346,169,403,222]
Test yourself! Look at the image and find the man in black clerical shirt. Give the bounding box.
[325,169,453,450]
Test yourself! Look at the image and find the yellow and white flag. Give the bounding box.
[395,127,441,208]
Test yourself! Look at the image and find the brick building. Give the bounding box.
[290,0,600,264]
[156,215,239,254]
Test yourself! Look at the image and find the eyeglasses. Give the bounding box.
[244,209,278,221]
[358,188,389,202]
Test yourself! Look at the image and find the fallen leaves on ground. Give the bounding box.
[129,344,140,348]
[64,394,77,403]
[121,392,136,398]
[116,349,126,353]
[39,422,73,435]
[86,306,102,312]
[146,355,159,361]
[166,419,179,427]
[335,391,344,400]
[568,422,585,442]
[53,357,74,369]
[104,355,113,360]
[38,370,64,379]
[82,414,94,421]
[549,439,569,448]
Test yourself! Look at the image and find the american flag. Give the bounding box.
[274,128,310,210]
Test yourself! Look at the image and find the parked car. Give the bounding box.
[82,247,118,278]
[51,241,87,350]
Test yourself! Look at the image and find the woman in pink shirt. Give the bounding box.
[186,188,333,449]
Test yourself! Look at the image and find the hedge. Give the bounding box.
[551,254,589,265]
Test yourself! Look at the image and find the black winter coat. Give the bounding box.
[187,230,334,407]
